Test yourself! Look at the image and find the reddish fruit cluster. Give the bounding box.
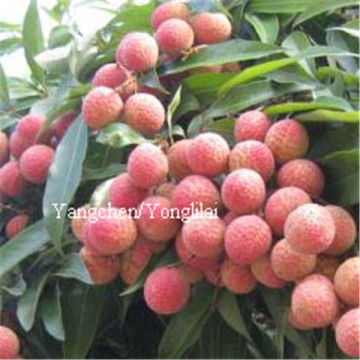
[0,325,20,359]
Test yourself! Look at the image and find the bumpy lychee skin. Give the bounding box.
[221,169,266,215]
[19,145,55,184]
[324,205,356,255]
[92,63,130,89]
[225,215,272,265]
[291,274,339,328]
[136,196,179,242]
[287,309,313,330]
[144,267,190,315]
[250,254,286,288]
[204,263,223,286]
[9,132,28,159]
[16,114,46,144]
[168,139,193,181]
[221,259,257,294]
[265,119,309,164]
[156,19,194,57]
[0,325,20,360]
[222,211,237,225]
[5,215,29,239]
[284,204,335,254]
[182,213,225,258]
[187,133,230,178]
[270,239,316,281]
[84,208,137,255]
[116,32,159,73]
[124,93,165,134]
[234,110,271,142]
[335,308,360,357]
[0,131,9,165]
[334,257,360,307]
[109,173,147,210]
[229,140,275,181]
[52,111,77,139]
[154,181,176,200]
[191,12,232,45]
[151,1,190,30]
[264,187,311,236]
[82,86,123,130]
[80,246,120,285]
[315,256,340,281]
[172,175,221,212]
[0,161,27,197]
[71,205,90,243]
[127,143,168,189]
[277,159,325,198]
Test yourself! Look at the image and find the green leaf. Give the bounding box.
[248,0,313,13]
[48,25,72,48]
[0,221,49,278]
[82,163,126,181]
[296,110,359,123]
[316,66,359,87]
[167,86,182,142]
[17,271,50,331]
[0,37,22,56]
[43,116,88,248]
[203,119,235,144]
[245,14,279,44]
[158,284,214,359]
[0,62,9,104]
[41,283,65,341]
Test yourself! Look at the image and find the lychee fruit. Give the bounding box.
[127,143,168,189]
[187,132,230,178]
[5,215,29,239]
[71,205,90,243]
[172,175,221,212]
[92,63,131,89]
[229,140,275,181]
[19,145,55,184]
[9,132,28,159]
[168,139,193,181]
[291,274,339,328]
[153,181,176,200]
[151,1,190,30]
[277,159,325,198]
[16,114,47,144]
[222,211,237,225]
[0,161,28,197]
[225,215,272,265]
[156,19,194,57]
[144,266,190,314]
[84,207,137,255]
[79,246,120,285]
[220,259,257,294]
[116,32,159,73]
[191,12,232,45]
[270,239,316,281]
[315,255,340,281]
[221,169,266,215]
[335,308,360,357]
[334,257,359,307]
[182,213,225,258]
[52,111,77,139]
[264,187,311,236]
[323,205,356,255]
[287,309,313,330]
[234,110,271,142]
[178,264,203,284]
[109,173,147,210]
[124,93,165,134]
[136,196,179,242]
[0,131,9,165]
[0,325,20,359]
[204,263,223,286]
[82,86,123,130]
[250,254,286,288]
[284,204,335,254]
[265,119,309,164]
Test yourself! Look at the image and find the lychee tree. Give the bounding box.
[0,0,359,359]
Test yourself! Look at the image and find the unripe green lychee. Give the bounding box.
[264,187,311,236]
[191,12,232,45]
[229,140,275,181]
[221,258,257,294]
[168,139,193,181]
[225,215,272,265]
[144,267,190,314]
[124,93,165,134]
[92,63,131,89]
[284,204,335,254]
[116,32,159,73]
[277,159,325,197]
[334,257,359,307]
[156,19,194,57]
[151,1,190,30]
[270,239,316,281]
[221,169,266,215]
[0,161,28,197]
[187,132,230,178]
[335,308,360,357]
[324,205,356,255]
[265,119,309,164]
[0,325,20,360]
[82,86,123,130]
[127,143,169,189]
[0,131,9,165]
[19,145,55,184]
[182,213,226,258]
[234,110,271,142]
[5,215,29,239]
